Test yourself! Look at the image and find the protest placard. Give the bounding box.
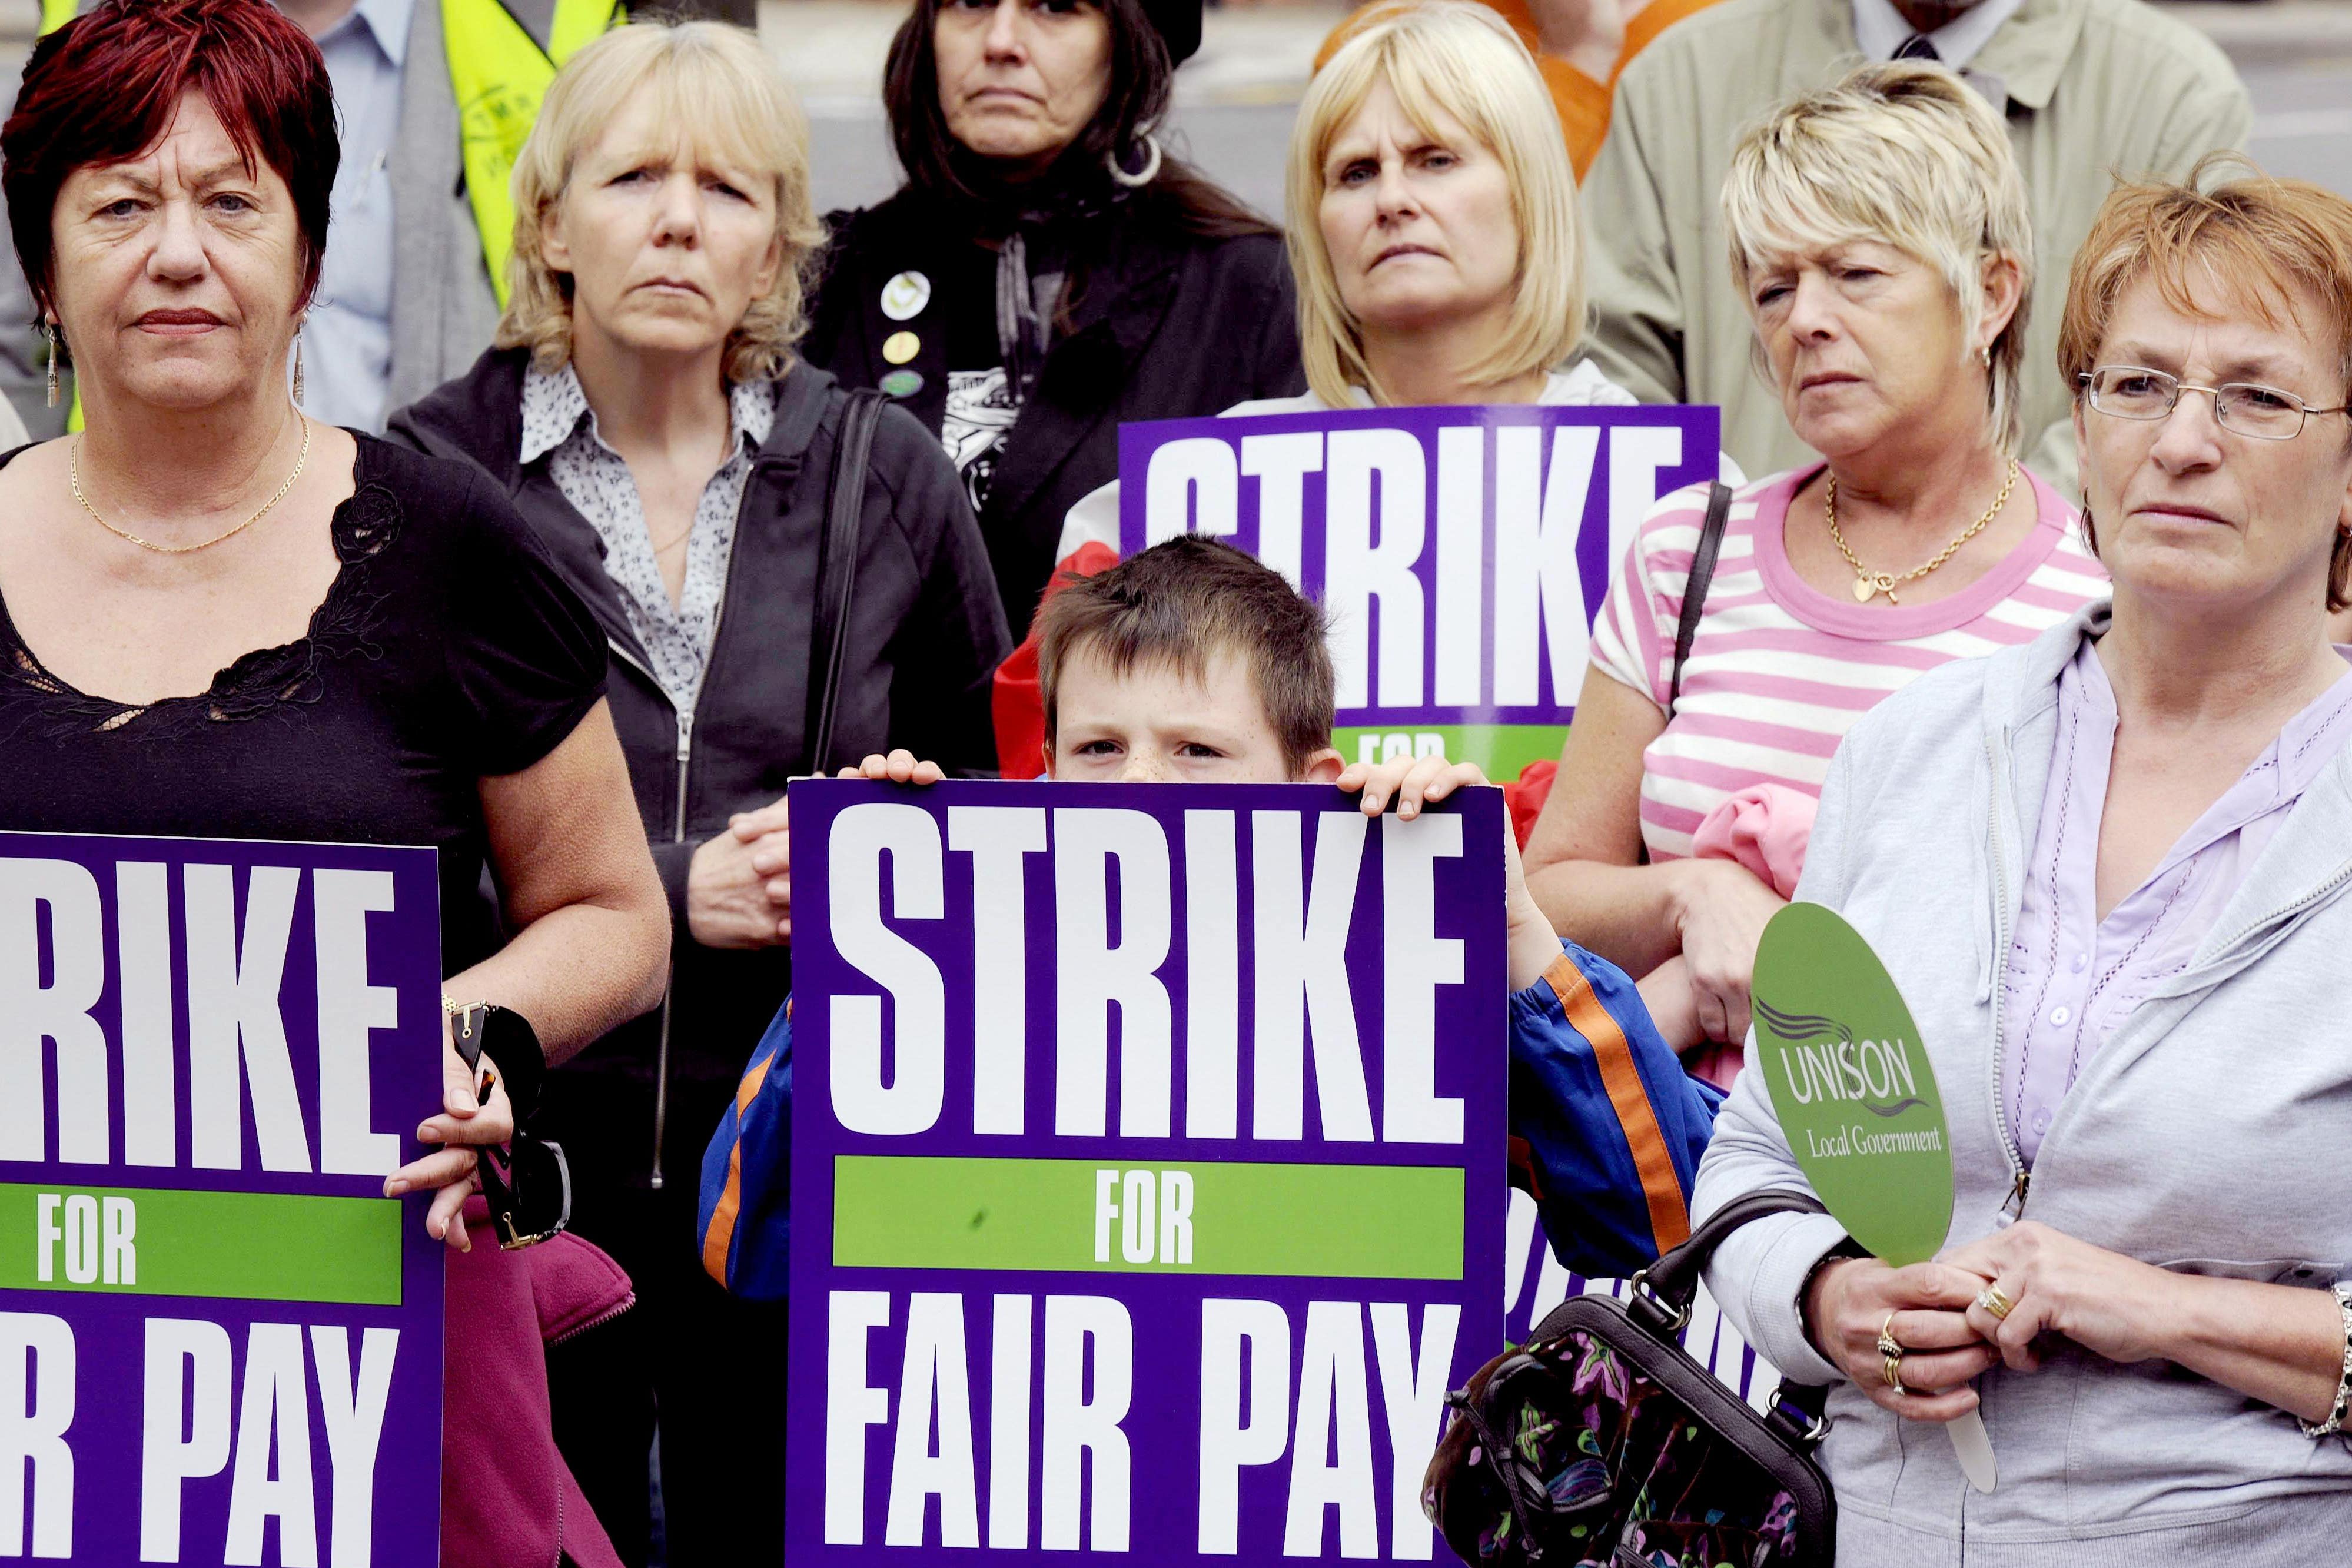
[788,778,1506,1563]
[0,833,446,1567]
[1117,406,1719,778]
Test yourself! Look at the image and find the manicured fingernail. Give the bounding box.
[386,1179,409,1197]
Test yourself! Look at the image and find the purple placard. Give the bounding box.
[788,779,1506,1563]
[1115,404,1719,775]
[0,831,445,1567]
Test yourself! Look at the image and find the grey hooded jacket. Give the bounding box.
[1696,603,2352,1563]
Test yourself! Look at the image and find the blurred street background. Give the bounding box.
[748,0,2352,218]
[5,0,2344,220]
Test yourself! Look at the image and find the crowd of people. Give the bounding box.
[2,0,2348,1563]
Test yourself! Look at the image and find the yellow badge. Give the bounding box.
[883,331,921,366]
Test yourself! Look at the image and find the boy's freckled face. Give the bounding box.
[1048,647,1330,785]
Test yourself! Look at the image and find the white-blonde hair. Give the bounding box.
[496,19,826,383]
[1723,60,2034,451]
[1285,0,1586,408]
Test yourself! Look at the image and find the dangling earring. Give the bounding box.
[1106,129,1163,188]
[43,321,59,408]
[290,326,305,407]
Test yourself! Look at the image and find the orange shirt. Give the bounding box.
[1313,0,1724,180]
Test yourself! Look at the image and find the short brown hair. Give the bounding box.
[1035,537,1336,778]
[2061,155,2352,609]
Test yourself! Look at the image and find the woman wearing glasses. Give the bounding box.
[1696,158,2352,1562]
[1523,61,2105,1079]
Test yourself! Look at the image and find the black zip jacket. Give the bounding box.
[388,347,1011,1188]
[805,185,1304,637]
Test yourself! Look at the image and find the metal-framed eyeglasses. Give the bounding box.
[2079,365,2352,441]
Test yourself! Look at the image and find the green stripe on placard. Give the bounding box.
[833,1155,1463,1280]
[0,1183,402,1305]
[1334,723,1568,783]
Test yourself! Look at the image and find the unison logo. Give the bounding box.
[1753,999,1926,1118]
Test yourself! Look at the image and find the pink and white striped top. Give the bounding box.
[1589,464,2108,861]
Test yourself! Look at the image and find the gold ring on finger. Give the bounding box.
[1876,1311,1903,1359]
[1882,1351,1908,1394]
[1976,1284,2015,1321]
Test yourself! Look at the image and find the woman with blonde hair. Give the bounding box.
[1524,61,2107,1091]
[1277,0,1614,411]
[1011,0,1641,766]
[388,18,1009,1562]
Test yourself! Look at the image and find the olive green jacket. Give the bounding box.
[1576,0,2251,490]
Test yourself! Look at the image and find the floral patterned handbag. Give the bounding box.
[1423,1191,1837,1567]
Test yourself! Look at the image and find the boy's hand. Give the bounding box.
[1338,755,1563,991]
[839,750,946,785]
[1337,755,1489,820]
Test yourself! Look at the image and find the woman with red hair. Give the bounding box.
[0,2,668,1563]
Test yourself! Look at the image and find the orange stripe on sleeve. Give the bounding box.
[1546,954,1693,1256]
[700,1049,779,1288]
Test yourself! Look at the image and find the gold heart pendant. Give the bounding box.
[1852,576,1878,603]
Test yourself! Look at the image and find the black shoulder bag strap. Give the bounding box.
[804,388,890,775]
[1666,480,1733,719]
[1629,1186,1839,1436]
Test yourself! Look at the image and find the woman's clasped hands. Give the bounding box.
[1807,1254,1999,1423]
[688,794,796,948]
[1810,1222,2185,1420]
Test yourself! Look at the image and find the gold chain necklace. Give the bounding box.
[1825,459,2018,604]
[71,414,313,555]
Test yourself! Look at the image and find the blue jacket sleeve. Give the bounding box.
[698,998,794,1301]
[1509,941,1723,1278]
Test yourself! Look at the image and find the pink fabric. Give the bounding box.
[1587,465,2108,862]
[531,1230,636,1346]
[1664,786,1819,1091]
[1689,783,1816,899]
[441,1201,629,1568]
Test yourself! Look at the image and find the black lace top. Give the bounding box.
[0,434,607,970]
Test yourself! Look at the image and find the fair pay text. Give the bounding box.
[2,853,418,1566]
[815,798,1489,1557]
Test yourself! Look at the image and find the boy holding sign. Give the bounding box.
[699,536,1719,1297]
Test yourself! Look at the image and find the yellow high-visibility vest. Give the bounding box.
[446,0,623,307]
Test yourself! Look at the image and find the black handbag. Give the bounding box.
[1423,1190,1836,1566]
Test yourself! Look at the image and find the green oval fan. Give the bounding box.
[1750,901,1995,1491]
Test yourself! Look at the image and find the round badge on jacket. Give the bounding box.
[880,368,924,398]
[883,331,920,365]
[881,271,931,321]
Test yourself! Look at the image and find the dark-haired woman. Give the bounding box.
[0,2,667,1565]
[808,0,1303,634]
